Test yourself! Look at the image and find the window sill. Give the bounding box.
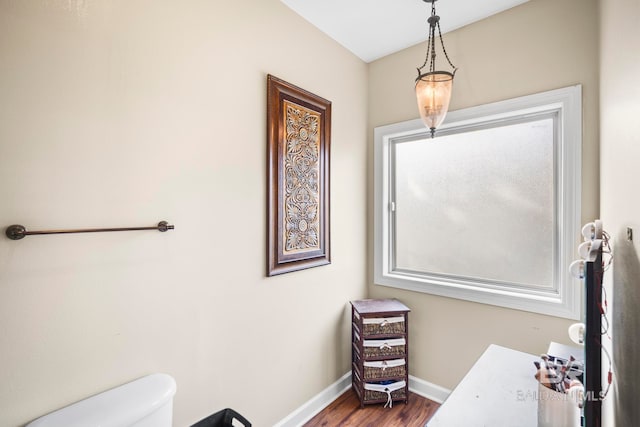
[374,271,581,319]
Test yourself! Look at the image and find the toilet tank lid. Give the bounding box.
[26,373,177,427]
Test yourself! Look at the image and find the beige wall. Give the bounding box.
[0,1,368,426]
[368,0,599,390]
[600,0,640,425]
[1,0,621,425]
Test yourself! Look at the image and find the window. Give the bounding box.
[374,86,582,319]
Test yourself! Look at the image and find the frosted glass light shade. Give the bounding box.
[415,71,454,134]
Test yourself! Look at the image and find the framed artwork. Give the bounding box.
[267,74,331,276]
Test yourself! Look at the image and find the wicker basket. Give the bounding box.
[363,380,407,403]
[362,316,405,336]
[363,359,406,380]
[363,338,406,358]
[364,387,406,402]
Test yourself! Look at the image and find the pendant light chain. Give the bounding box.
[429,11,437,72]
[416,1,457,76]
[417,2,437,75]
[435,17,457,75]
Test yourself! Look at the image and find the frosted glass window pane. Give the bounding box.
[393,117,555,289]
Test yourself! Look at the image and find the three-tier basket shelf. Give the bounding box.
[350,299,410,408]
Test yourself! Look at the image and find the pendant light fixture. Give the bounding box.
[415,0,457,138]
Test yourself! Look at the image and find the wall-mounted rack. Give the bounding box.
[584,248,603,427]
[5,221,174,240]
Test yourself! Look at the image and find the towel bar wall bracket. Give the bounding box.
[5,221,174,240]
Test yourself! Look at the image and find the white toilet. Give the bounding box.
[26,373,177,427]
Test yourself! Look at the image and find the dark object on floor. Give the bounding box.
[191,408,251,427]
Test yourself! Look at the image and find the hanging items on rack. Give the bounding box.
[568,219,613,427]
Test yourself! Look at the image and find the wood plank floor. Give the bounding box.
[303,390,440,427]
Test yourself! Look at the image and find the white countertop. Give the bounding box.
[427,344,538,427]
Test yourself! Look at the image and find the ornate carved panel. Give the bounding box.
[267,75,331,276]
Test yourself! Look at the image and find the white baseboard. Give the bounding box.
[272,372,352,427]
[273,372,450,427]
[408,375,451,404]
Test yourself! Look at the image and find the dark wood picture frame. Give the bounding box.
[267,75,331,276]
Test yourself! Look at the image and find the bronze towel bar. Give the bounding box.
[5,221,174,240]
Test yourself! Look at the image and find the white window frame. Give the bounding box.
[374,85,582,320]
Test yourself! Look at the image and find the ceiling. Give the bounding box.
[280,0,530,63]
